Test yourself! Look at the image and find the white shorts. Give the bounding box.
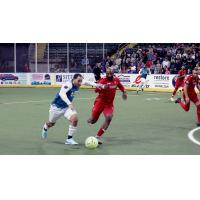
[140,78,147,84]
[49,105,77,123]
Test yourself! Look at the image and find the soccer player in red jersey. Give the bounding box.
[175,67,200,126]
[87,67,127,144]
[171,66,186,101]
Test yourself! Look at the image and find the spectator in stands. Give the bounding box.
[87,64,93,73]
[111,61,119,73]
[162,57,170,69]
[120,64,127,73]
[81,56,89,66]
[24,63,30,72]
[115,55,122,70]
[154,60,162,74]
[93,63,102,81]
[165,66,171,74]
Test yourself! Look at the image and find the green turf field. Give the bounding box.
[0,88,200,155]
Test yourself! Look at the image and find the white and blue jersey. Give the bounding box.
[52,81,79,109]
[139,67,150,79]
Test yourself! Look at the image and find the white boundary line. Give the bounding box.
[0,93,159,105]
[188,127,200,146]
[0,97,97,105]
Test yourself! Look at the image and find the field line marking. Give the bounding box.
[0,97,96,105]
[188,127,200,146]
[0,92,160,105]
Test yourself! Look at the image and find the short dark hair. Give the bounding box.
[73,73,83,80]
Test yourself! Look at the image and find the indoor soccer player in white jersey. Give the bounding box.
[41,73,103,145]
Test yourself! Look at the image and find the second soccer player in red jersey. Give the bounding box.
[175,67,200,126]
[87,67,127,144]
[171,66,186,101]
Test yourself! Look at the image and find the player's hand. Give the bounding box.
[122,92,127,100]
[96,84,105,89]
[69,104,75,110]
[185,97,190,104]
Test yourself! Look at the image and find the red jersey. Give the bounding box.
[95,76,125,104]
[177,69,186,81]
[184,74,199,93]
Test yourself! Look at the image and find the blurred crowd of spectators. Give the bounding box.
[100,43,200,74]
[1,43,200,74]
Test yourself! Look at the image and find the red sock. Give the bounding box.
[179,101,190,112]
[97,128,105,137]
[172,88,177,96]
[197,105,200,122]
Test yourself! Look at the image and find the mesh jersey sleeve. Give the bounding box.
[59,82,73,105]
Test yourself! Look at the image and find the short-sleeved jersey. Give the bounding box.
[184,74,199,93]
[52,81,79,109]
[95,76,125,104]
[140,67,150,79]
[177,69,186,81]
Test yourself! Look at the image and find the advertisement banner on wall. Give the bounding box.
[150,74,176,89]
[128,74,176,89]
[116,74,132,87]
[55,73,96,85]
[0,72,178,91]
[30,73,52,85]
[0,73,27,85]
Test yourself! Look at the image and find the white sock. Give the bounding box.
[138,84,142,90]
[67,125,77,139]
[43,123,48,130]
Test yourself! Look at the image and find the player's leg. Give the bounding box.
[95,105,114,144]
[175,92,190,111]
[42,105,65,139]
[190,94,200,125]
[171,82,180,101]
[87,100,104,124]
[64,108,79,145]
[137,78,145,93]
[141,78,147,91]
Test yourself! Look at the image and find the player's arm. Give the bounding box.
[82,79,105,89]
[117,79,127,100]
[177,71,185,79]
[59,83,74,110]
[196,80,200,92]
[184,80,190,104]
[177,74,185,79]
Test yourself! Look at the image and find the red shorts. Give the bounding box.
[175,79,184,89]
[183,92,199,104]
[91,100,114,120]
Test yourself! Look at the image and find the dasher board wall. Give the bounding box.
[0,73,178,92]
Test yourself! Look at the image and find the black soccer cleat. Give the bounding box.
[196,122,200,127]
[175,98,181,104]
[95,136,103,145]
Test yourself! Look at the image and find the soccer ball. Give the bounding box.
[85,136,98,149]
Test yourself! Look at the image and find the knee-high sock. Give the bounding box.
[43,123,48,130]
[172,87,178,96]
[97,128,105,137]
[137,83,143,90]
[197,105,200,122]
[67,125,77,139]
[179,101,190,112]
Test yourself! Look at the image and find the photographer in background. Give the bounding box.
[93,62,102,81]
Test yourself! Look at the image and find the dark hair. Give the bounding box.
[73,73,83,80]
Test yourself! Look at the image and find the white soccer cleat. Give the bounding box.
[170,97,175,102]
[42,129,48,139]
[65,138,79,145]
